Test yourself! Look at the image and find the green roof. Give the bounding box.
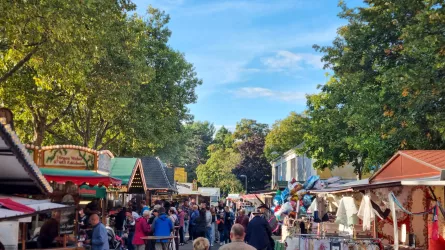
[40,168,105,177]
[110,158,138,185]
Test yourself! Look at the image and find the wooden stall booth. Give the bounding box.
[140,157,177,206]
[0,112,77,250]
[108,157,147,215]
[26,145,122,225]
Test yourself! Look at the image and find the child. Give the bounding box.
[217,212,225,245]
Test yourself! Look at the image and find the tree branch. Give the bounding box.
[93,118,106,149]
[47,128,74,144]
[94,121,110,149]
[70,108,85,138]
[46,93,75,129]
[97,132,120,150]
[0,46,39,83]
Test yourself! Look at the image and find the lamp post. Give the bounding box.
[240,175,248,193]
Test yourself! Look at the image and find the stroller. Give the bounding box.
[106,226,123,250]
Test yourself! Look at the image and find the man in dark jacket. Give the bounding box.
[245,212,274,250]
[223,206,234,244]
[114,206,126,237]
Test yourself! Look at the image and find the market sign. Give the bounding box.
[174,167,187,183]
[42,148,96,170]
[60,196,75,235]
[153,189,170,195]
[79,185,106,199]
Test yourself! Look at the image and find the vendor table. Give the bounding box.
[141,236,176,250]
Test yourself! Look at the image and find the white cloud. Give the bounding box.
[262,51,324,72]
[232,87,306,103]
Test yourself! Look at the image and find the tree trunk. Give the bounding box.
[32,121,46,147]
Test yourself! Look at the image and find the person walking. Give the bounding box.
[115,206,126,237]
[178,207,186,245]
[88,214,109,250]
[204,205,212,246]
[223,206,234,244]
[217,211,225,246]
[169,208,180,250]
[245,211,274,250]
[193,209,208,239]
[189,205,199,241]
[132,210,151,250]
[125,210,136,250]
[220,224,256,250]
[210,207,217,246]
[235,209,249,232]
[181,200,191,242]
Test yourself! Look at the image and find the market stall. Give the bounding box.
[280,151,445,250]
[109,157,147,208]
[140,157,177,205]
[0,114,77,250]
[26,145,122,226]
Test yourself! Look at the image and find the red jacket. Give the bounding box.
[132,217,151,245]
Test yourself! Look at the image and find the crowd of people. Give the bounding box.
[192,203,275,250]
[107,198,275,250]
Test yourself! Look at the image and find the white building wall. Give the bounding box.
[271,149,315,185]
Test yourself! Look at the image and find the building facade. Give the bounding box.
[270,148,362,188]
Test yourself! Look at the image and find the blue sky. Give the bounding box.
[133,0,361,131]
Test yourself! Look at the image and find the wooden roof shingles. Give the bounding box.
[140,157,176,191]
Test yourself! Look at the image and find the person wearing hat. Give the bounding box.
[258,204,271,221]
[245,205,274,250]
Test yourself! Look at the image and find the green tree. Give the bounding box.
[303,0,445,178]
[233,119,269,141]
[0,0,136,146]
[264,112,308,161]
[231,119,271,191]
[208,126,234,152]
[159,121,215,181]
[48,15,150,149]
[196,148,243,194]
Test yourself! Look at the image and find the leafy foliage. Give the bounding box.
[0,3,201,158]
[159,121,215,181]
[301,0,445,179]
[233,134,272,192]
[196,148,243,194]
[264,112,308,161]
[234,119,269,141]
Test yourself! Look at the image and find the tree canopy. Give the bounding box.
[299,0,445,179]
[264,112,308,161]
[0,2,201,158]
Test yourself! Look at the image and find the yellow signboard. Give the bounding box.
[174,167,187,183]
